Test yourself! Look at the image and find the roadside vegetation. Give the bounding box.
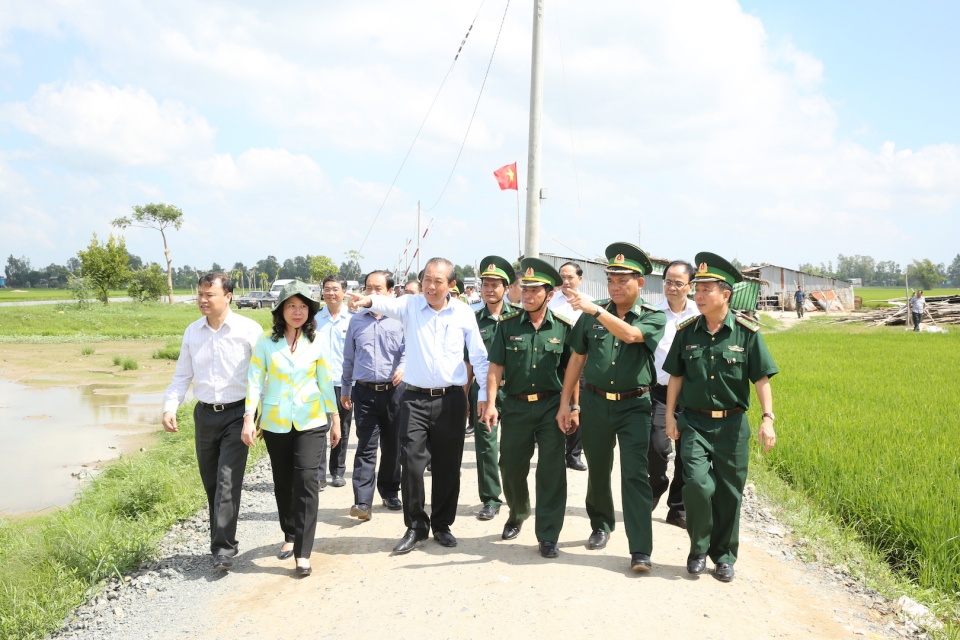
[0,289,196,304]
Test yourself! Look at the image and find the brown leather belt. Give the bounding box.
[356,381,395,392]
[507,390,559,402]
[687,407,745,418]
[197,399,245,412]
[406,384,462,397]
[585,384,649,401]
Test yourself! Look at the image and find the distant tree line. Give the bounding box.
[796,254,960,290]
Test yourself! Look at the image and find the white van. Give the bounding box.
[268,279,296,300]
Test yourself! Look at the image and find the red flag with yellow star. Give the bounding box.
[493,162,518,191]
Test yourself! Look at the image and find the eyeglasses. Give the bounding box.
[663,280,690,289]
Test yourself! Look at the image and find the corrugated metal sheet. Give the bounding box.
[540,252,666,305]
[730,280,760,312]
[743,264,854,311]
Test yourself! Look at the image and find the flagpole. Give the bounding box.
[524,0,545,259]
[516,187,522,261]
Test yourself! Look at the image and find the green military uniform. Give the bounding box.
[662,253,778,566]
[488,258,573,542]
[566,243,665,556]
[469,256,519,510]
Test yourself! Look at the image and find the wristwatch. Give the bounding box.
[762,412,775,421]
[593,307,604,318]
[569,404,581,412]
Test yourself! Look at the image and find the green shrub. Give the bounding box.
[152,342,180,360]
[128,265,169,303]
[112,355,122,366]
[80,346,94,355]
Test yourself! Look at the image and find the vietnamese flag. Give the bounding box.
[493,162,518,191]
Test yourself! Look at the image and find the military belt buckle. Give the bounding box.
[526,394,539,402]
[429,388,444,397]
[374,384,389,391]
[605,392,618,401]
[710,410,724,418]
[212,404,225,412]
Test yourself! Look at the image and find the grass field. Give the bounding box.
[854,286,960,309]
[0,289,199,303]
[0,302,272,341]
[762,322,960,598]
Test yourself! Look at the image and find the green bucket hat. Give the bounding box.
[518,257,561,288]
[692,252,743,287]
[273,280,320,315]
[479,255,515,285]
[605,242,653,275]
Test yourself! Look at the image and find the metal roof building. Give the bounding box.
[742,264,854,311]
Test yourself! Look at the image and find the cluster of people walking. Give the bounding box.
[163,243,777,582]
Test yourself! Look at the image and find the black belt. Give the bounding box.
[406,384,462,397]
[356,381,396,392]
[686,406,745,418]
[507,390,559,402]
[585,384,649,401]
[197,399,245,412]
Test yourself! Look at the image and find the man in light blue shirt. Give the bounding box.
[347,257,489,554]
[315,274,353,488]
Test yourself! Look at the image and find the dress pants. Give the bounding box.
[193,402,249,557]
[323,386,353,479]
[262,426,326,558]
[648,385,685,517]
[351,383,403,506]
[499,395,566,542]
[580,392,653,554]
[565,378,585,463]
[678,411,750,565]
[399,388,467,533]
[469,381,502,508]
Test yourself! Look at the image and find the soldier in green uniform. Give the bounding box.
[663,252,778,583]
[482,258,575,558]
[557,243,666,571]
[468,255,520,521]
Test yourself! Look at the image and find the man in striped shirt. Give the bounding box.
[162,273,264,571]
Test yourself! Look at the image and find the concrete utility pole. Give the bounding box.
[524,0,545,259]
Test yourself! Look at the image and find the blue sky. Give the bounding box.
[1,1,958,280]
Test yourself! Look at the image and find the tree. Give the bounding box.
[256,256,280,282]
[308,255,339,282]
[947,254,960,287]
[906,258,942,290]
[112,202,184,304]
[340,249,363,281]
[128,264,168,302]
[5,255,32,286]
[874,261,902,287]
[77,233,130,303]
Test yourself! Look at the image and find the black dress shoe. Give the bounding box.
[465,424,475,436]
[539,541,559,558]
[434,530,458,548]
[587,529,609,550]
[331,475,346,488]
[566,456,587,471]
[502,521,522,540]
[630,552,652,571]
[277,544,294,560]
[666,511,687,529]
[295,563,312,577]
[212,555,233,571]
[686,553,707,574]
[382,497,402,511]
[714,562,735,582]
[477,504,500,520]
[393,528,428,554]
[350,503,372,520]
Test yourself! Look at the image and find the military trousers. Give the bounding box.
[470,381,503,508]
[678,411,751,565]
[498,395,566,542]
[580,392,653,554]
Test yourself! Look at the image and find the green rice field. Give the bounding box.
[855,287,960,309]
[762,321,960,596]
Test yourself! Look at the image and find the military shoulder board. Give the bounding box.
[594,298,610,306]
[553,312,573,327]
[640,302,660,313]
[676,316,698,331]
[734,313,759,333]
[500,309,522,322]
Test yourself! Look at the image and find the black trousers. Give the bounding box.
[351,383,403,506]
[322,386,353,478]
[648,385,685,517]
[193,402,249,556]
[399,388,467,533]
[263,426,326,558]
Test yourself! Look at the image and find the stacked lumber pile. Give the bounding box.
[836,295,960,326]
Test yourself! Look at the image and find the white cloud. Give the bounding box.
[2,81,214,167]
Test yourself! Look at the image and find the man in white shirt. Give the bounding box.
[547,261,587,471]
[650,261,700,529]
[347,257,489,554]
[316,274,353,488]
[162,273,264,571]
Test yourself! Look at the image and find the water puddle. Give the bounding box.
[0,378,165,514]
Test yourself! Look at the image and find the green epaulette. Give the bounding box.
[640,302,660,313]
[500,309,522,322]
[735,313,759,333]
[552,312,573,327]
[594,298,611,306]
[677,316,698,331]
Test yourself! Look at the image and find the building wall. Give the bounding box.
[540,253,666,305]
[749,265,854,311]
